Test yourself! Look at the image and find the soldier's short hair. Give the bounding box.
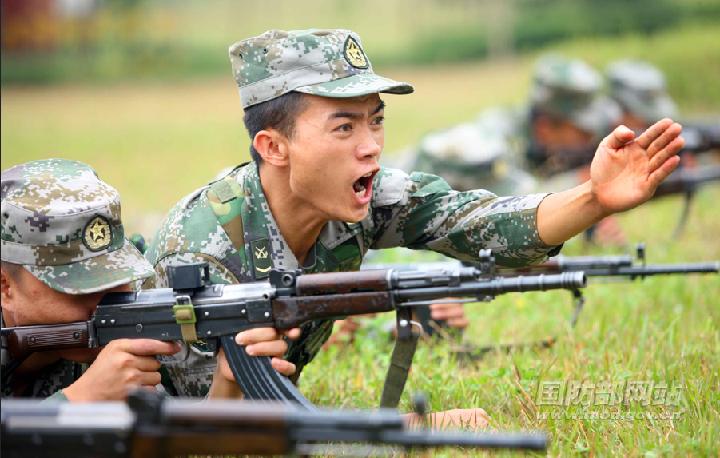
[243,92,308,163]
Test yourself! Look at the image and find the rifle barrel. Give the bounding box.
[395,272,586,302]
[582,262,719,277]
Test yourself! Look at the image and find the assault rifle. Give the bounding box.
[649,164,720,237]
[1,252,585,408]
[0,390,547,457]
[499,243,719,279]
[363,244,718,358]
[681,120,720,154]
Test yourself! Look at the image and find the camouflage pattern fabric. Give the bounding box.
[145,162,560,397]
[1,159,154,294]
[408,107,538,193]
[1,359,83,401]
[530,54,620,136]
[606,59,677,124]
[229,29,413,108]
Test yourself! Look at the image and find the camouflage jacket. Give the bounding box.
[145,162,559,396]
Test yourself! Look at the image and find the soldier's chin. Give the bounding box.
[344,204,370,223]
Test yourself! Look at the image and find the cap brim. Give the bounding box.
[25,240,155,294]
[629,94,677,124]
[295,73,413,98]
[573,96,621,136]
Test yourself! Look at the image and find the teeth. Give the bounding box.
[362,172,373,178]
[353,182,366,193]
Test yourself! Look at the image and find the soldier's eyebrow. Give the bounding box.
[328,101,385,121]
[371,100,385,115]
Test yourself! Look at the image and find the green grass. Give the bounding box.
[302,189,720,456]
[2,22,719,456]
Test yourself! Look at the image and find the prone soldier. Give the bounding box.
[606,59,678,131]
[144,29,684,411]
[409,54,621,182]
[1,159,180,401]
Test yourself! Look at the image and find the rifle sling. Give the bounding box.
[380,333,420,408]
[208,177,316,408]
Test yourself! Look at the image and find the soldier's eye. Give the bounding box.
[334,123,353,133]
[372,116,385,126]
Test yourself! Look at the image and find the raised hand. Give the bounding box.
[590,118,684,213]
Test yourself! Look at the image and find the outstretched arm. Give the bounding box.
[537,118,684,246]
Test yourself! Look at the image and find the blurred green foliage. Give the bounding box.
[2,0,720,84]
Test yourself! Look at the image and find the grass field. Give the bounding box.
[302,191,720,456]
[2,22,719,456]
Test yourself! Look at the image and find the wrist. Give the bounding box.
[61,383,85,402]
[585,180,612,221]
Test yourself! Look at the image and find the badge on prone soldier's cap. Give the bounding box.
[344,36,368,69]
[83,215,112,251]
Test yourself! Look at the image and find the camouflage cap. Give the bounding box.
[229,29,414,108]
[606,59,677,124]
[530,55,620,135]
[414,122,536,194]
[1,159,154,294]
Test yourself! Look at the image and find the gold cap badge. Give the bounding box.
[344,36,368,69]
[83,216,112,251]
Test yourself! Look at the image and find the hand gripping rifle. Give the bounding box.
[1,251,585,408]
[0,390,548,457]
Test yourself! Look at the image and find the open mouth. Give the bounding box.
[352,170,377,201]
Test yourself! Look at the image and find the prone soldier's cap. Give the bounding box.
[1,159,154,294]
[530,55,620,135]
[414,121,537,195]
[229,29,414,108]
[606,59,677,124]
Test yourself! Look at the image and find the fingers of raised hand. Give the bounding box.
[647,122,682,157]
[604,125,636,150]
[649,155,681,189]
[635,118,674,149]
[270,357,296,376]
[648,136,685,172]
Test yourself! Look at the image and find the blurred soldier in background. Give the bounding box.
[606,59,678,131]
[607,59,720,159]
[526,55,621,175]
[405,55,621,187]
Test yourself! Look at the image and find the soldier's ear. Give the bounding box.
[0,267,14,306]
[253,129,289,167]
